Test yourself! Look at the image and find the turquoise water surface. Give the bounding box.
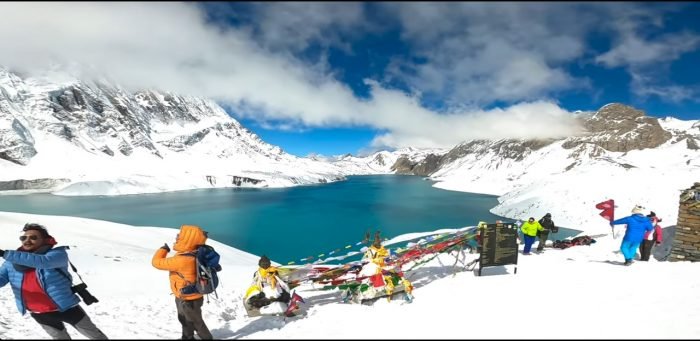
[0,175,578,263]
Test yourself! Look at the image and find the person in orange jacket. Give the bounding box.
[152,225,212,340]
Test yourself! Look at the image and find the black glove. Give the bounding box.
[161,243,170,252]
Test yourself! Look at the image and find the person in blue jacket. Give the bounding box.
[610,205,654,266]
[0,223,107,339]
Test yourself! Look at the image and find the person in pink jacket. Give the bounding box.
[639,211,663,261]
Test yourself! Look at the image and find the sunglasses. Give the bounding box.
[20,235,40,241]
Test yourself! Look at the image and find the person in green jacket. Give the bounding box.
[520,217,544,255]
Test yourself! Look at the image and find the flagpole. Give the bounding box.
[611,221,615,239]
[611,200,616,239]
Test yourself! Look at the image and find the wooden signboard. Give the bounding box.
[478,222,518,276]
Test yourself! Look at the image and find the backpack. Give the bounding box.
[571,236,595,246]
[552,240,573,249]
[179,245,222,298]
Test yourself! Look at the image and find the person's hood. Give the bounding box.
[630,214,651,224]
[174,225,207,252]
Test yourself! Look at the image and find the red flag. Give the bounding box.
[595,199,615,222]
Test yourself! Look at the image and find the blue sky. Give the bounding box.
[205,2,700,156]
[2,2,700,156]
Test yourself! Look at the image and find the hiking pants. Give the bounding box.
[31,305,108,340]
[175,297,212,340]
[523,235,536,254]
[640,240,655,261]
[537,230,550,251]
[620,240,641,262]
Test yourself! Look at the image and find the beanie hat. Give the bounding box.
[631,205,644,214]
[259,255,271,269]
[544,213,551,218]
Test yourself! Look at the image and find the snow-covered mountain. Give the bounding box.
[418,103,700,230]
[0,67,351,195]
[2,65,697,233]
[0,67,445,195]
[328,147,449,175]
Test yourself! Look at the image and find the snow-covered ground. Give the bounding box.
[1,211,698,339]
[431,137,699,233]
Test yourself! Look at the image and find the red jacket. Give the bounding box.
[643,218,663,243]
[22,269,59,313]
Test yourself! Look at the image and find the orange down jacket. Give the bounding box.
[151,225,208,300]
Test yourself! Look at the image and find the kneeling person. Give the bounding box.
[244,256,302,317]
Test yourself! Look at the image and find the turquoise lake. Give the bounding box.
[0,175,579,263]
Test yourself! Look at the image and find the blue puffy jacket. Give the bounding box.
[611,214,654,243]
[0,246,80,315]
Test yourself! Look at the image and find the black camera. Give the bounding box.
[71,283,99,305]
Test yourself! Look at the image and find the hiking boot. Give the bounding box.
[624,260,632,266]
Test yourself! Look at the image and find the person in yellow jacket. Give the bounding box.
[152,225,212,340]
[244,256,290,309]
[520,217,544,255]
[244,256,304,317]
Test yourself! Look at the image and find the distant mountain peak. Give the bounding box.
[0,66,347,193]
[563,103,671,152]
[593,102,645,121]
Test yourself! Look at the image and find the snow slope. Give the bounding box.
[1,211,698,339]
[430,108,700,231]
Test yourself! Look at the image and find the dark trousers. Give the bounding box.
[640,240,655,261]
[175,297,212,340]
[31,305,108,340]
[537,230,550,251]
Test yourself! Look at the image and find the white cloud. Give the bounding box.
[0,2,584,151]
[245,3,369,54]
[594,6,700,102]
[596,32,700,68]
[630,72,696,102]
[382,3,599,105]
